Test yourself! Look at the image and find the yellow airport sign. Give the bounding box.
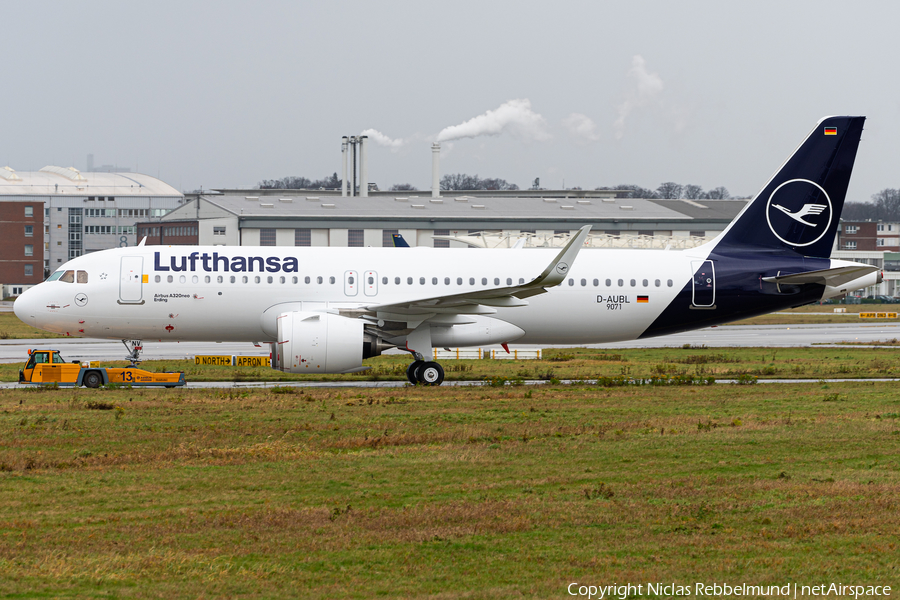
[859,312,897,319]
[194,355,271,367]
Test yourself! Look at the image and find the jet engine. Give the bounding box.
[272,311,391,374]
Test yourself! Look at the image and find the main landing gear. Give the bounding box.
[406,360,445,386]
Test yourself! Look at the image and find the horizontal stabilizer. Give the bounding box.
[762,265,878,287]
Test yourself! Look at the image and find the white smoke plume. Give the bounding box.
[563,113,602,143]
[614,55,664,140]
[360,129,406,151]
[436,99,551,143]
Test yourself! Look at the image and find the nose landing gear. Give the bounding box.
[406,360,445,386]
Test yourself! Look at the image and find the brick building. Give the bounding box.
[0,199,44,296]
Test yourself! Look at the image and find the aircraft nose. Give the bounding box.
[13,286,38,326]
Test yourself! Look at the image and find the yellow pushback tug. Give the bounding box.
[19,349,185,388]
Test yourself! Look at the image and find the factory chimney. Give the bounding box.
[359,135,368,197]
[350,136,357,197]
[431,143,441,198]
[341,137,349,197]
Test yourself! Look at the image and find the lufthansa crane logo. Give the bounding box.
[556,262,569,274]
[74,293,88,307]
[765,178,832,247]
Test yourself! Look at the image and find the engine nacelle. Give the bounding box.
[273,311,386,374]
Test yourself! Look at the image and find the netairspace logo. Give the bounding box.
[566,582,892,599]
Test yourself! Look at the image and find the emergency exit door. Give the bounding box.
[691,260,715,307]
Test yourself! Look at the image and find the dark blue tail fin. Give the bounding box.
[392,233,410,247]
[713,116,865,258]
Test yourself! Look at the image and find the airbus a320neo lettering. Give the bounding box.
[15,117,879,385]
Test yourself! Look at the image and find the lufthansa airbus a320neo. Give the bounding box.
[15,116,879,385]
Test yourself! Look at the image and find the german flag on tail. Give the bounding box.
[824,127,837,135]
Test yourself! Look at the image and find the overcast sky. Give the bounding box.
[3,1,898,200]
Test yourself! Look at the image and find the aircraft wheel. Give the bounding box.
[83,371,102,389]
[417,362,444,386]
[406,361,423,385]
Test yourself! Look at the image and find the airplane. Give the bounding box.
[391,233,410,247]
[14,116,880,385]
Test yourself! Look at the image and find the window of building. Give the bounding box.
[24,265,33,277]
[382,229,398,247]
[24,206,33,217]
[877,224,885,232]
[348,229,364,247]
[24,245,33,256]
[260,228,277,246]
[877,238,886,247]
[434,229,450,249]
[24,225,33,237]
[845,241,857,249]
[213,226,226,236]
[295,229,311,246]
[846,225,858,234]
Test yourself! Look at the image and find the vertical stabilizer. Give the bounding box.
[713,116,865,258]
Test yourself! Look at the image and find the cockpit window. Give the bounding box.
[59,270,75,283]
[77,271,88,283]
[47,271,64,282]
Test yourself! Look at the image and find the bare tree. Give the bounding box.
[873,188,900,220]
[682,184,704,199]
[389,183,418,191]
[440,173,518,191]
[656,182,683,199]
[601,184,659,199]
[704,186,731,200]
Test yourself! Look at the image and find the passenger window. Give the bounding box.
[432,277,437,285]
[605,279,611,286]
[218,276,224,284]
[494,277,500,285]
[407,277,413,285]
[348,276,355,284]
[76,271,88,283]
[444,277,450,285]
[617,279,623,287]
[507,278,512,285]
[519,278,525,284]
[243,276,249,283]
[481,277,487,285]
[305,276,311,284]
[60,270,75,283]
[329,276,335,284]
[469,277,475,285]
[230,276,236,283]
[593,279,599,286]
[192,275,199,284]
[395,277,400,284]
[179,275,186,284]
[457,277,463,285]
[280,276,285,284]
[568,279,574,286]
[655,279,660,287]
[267,276,273,284]
[382,277,388,284]
[581,279,586,286]
[317,276,323,284]
[167,275,174,283]
[205,276,211,283]
[667,279,673,287]
[255,276,261,284]
[155,275,161,283]
[419,277,425,285]
[630,279,636,287]
[292,276,298,284]
[642,279,648,287]
[368,276,374,284]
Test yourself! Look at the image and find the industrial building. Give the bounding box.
[0,166,183,294]
[137,192,746,249]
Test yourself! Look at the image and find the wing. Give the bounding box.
[358,226,592,325]
[796,203,827,218]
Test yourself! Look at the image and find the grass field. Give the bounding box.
[0,380,898,598]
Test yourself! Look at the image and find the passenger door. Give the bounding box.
[119,256,144,304]
[691,260,715,307]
